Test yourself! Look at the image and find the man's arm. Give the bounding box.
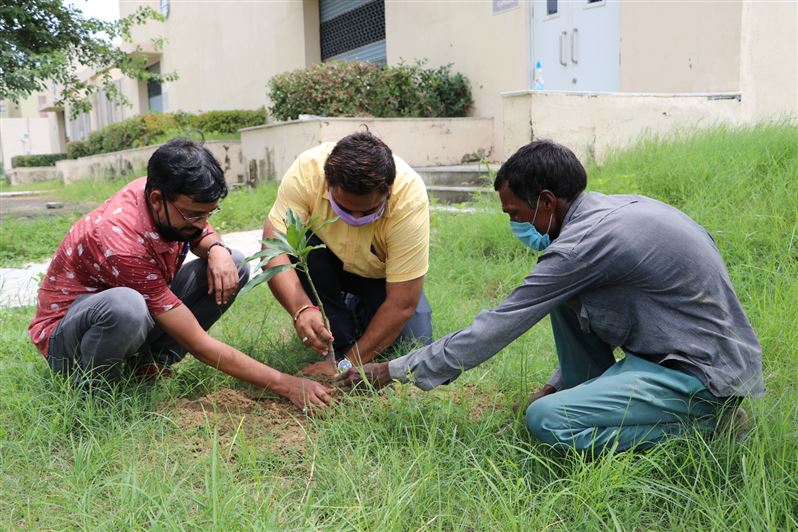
[261,219,333,355]
[342,275,424,365]
[155,304,333,409]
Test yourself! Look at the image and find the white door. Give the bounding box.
[531,0,620,91]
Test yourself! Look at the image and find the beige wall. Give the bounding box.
[120,0,320,113]
[386,1,528,157]
[57,140,244,184]
[739,0,798,121]
[241,117,494,183]
[1,118,58,170]
[620,2,742,93]
[502,91,743,164]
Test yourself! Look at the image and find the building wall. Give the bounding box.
[620,2,742,93]
[739,0,798,121]
[385,1,528,158]
[120,0,320,114]
[0,118,57,170]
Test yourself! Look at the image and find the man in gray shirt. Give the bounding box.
[339,140,763,453]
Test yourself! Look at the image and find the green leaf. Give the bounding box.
[239,264,296,295]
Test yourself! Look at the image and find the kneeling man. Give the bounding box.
[29,139,331,410]
[340,140,763,452]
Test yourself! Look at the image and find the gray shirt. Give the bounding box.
[389,192,764,398]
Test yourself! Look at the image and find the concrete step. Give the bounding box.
[413,164,497,187]
[414,164,498,204]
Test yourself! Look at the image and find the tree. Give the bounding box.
[0,0,176,118]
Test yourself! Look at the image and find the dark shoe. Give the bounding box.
[133,362,173,382]
[715,407,750,440]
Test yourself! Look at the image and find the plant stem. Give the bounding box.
[299,259,336,365]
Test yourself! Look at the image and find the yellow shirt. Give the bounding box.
[268,143,429,283]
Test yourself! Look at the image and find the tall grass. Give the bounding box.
[1,124,796,528]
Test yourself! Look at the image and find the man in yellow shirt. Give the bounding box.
[261,132,432,375]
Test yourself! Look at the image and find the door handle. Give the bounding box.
[571,28,578,64]
[559,31,568,66]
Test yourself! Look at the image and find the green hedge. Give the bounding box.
[65,109,265,159]
[11,153,68,167]
[268,61,473,121]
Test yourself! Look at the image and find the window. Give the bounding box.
[147,63,163,113]
[320,0,386,63]
[160,0,169,16]
[547,0,557,15]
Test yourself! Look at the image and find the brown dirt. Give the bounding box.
[164,388,311,458]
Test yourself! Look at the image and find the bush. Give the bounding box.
[10,153,68,167]
[268,60,473,121]
[190,109,266,134]
[63,109,263,159]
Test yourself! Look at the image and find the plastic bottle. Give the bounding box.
[534,60,545,90]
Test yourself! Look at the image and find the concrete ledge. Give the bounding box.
[6,167,60,186]
[502,91,744,163]
[55,140,245,185]
[240,116,495,183]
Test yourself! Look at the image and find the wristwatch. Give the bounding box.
[207,240,232,255]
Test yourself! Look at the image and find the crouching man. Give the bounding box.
[261,132,433,375]
[339,140,763,452]
[29,139,332,411]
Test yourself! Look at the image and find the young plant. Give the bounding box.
[242,208,338,363]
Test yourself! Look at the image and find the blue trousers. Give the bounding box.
[297,234,433,359]
[46,250,250,384]
[525,305,725,452]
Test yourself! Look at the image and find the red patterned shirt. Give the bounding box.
[28,177,215,356]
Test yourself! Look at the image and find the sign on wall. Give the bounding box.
[493,0,519,14]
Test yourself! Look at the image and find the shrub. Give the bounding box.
[190,109,266,133]
[268,60,473,121]
[10,153,68,167]
[66,140,92,159]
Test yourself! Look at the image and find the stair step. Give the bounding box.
[426,185,493,204]
[414,163,497,187]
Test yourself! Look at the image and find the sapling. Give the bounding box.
[241,208,338,367]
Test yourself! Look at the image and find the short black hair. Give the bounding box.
[146,138,227,203]
[493,140,587,204]
[324,131,396,195]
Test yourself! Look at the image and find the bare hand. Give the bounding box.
[335,362,392,390]
[295,309,334,356]
[286,376,334,412]
[207,246,239,305]
[299,360,337,377]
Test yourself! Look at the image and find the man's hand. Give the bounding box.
[294,309,334,356]
[285,375,335,412]
[207,245,239,305]
[336,362,392,390]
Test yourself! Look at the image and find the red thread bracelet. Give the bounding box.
[293,304,320,322]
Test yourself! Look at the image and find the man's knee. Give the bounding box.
[230,250,251,286]
[99,288,151,328]
[525,395,567,446]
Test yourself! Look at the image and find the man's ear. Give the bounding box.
[539,189,558,211]
[148,188,164,209]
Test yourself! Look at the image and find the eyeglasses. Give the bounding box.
[170,201,221,223]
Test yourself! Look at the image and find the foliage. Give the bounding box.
[10,153,67,167]
[268,60,473,121]
[64,109,264,159]
[242,208,338,357]
[189,109,266,134]
[0,0,177,118]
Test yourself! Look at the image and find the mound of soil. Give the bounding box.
[166,388,311,457]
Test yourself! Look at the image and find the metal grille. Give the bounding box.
[320,0,385,61]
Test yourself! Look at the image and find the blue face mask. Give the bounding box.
[510,196,553,251]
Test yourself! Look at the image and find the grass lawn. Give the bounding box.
[1,124,796,528]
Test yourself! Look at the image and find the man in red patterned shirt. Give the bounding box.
[29,139,332,411]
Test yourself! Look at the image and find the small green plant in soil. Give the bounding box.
[242,208,338,362]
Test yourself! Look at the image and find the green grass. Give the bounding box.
[1,123,796,528]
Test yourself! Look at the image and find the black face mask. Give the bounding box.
[148,194,204,242]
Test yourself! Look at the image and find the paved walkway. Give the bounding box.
[0,230,263,308]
